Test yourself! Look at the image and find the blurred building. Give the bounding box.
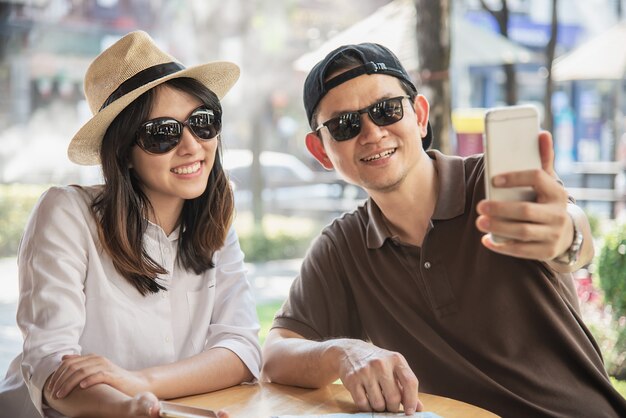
[0,0,623,186]
[461,0,624,165]
[0,0,164,183]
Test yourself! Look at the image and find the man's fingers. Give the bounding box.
[339,344,418,414]
[538,131,555,176]
[477,215,561,242]
[363,380,386,412]
[349,384,372,412]
[395,365,420,415]
[477,200,566,226]
[490,168,548,190]
[481,234,562,261]
[378,374,402,413]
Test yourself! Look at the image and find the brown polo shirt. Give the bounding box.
[273,150,626,417]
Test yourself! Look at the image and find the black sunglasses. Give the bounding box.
[136,106,222,154]
[315,95,410,141]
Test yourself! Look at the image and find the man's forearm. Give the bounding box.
[262,333,344,387]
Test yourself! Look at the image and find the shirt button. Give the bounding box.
[161,292,167,299]
[165,336,171,343]
[424,261,432,269]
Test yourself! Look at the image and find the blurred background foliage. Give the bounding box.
[0,184,47,257]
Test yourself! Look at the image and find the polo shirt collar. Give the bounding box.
[366,150,467,249]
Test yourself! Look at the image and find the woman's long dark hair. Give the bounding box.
[92,77,234,295]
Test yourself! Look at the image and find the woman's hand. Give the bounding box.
[47,354,151,399]
[130,396,230,418]
[47,354,232,418]
[127,392,161,417]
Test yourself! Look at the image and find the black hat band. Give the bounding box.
[99,62,185,111]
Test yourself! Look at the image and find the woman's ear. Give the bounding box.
[305,132,334,170]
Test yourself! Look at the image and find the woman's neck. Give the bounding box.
[148,198,184,236]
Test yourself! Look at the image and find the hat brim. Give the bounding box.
[68,61,240,166]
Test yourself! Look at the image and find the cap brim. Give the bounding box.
[68,61,239,166]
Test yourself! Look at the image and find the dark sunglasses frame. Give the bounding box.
[136,106,222,155]
[314,95,411,142]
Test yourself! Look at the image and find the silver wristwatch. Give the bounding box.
[553,213,584,266]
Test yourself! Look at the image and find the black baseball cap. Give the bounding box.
[303,42,432,149]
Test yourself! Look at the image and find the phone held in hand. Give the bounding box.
[483,105,541,243]
[159,401,218,418]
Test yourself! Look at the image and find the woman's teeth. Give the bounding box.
[171,161,201,174]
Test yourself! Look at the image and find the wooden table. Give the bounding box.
[171,382,500,417]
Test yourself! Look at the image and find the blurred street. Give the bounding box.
[0,256,299,378]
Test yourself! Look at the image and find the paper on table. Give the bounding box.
[272,413,443,418]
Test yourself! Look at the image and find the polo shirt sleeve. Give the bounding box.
[272,232,362,341]
[205,227,262,379]
[16,187,90,416]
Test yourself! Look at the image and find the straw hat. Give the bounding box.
[68,30,240,165]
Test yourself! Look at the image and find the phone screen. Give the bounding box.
[159,401,218,418]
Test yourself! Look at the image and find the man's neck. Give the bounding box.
[371,155,439,247]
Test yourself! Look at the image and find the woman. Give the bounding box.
[0,31,260,417]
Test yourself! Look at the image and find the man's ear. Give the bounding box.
[305,132,334,170]
[411,94,430,139]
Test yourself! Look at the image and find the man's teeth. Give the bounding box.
[363,149,395,162]
[172,161,201,174]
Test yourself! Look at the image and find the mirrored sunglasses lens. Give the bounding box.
[328,112,361,141]
[139,120,182,153]
[188,108,221,140]
[370,98,404,126]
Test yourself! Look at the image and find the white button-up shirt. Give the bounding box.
[0,186,261,417]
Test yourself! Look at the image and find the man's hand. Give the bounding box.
[476,131,573,261]
[333,340,422,415]
[263,328,422,416]
[47,354,151,400]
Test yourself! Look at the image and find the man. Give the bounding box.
[261,43,626,417]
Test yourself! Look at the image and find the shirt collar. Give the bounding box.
[365,150,467,249]
[145,219,181,242]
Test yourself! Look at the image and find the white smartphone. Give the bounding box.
[159,401,218,418]
[483,105,541,242]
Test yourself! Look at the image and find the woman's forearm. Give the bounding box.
[44,376,135,418]
[43,347,250,416]
[143,347,253,399]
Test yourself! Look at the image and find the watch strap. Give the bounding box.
[553,213,584,266]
